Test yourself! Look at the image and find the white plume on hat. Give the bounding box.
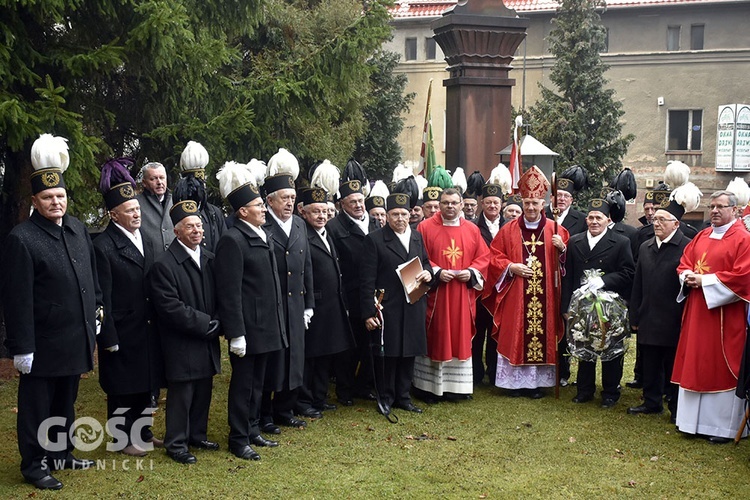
[488,162,512,195]
[415,174,428,198]
[670,182,703,213]
[246,158,268,187]
[369,180,390,199]
[266,148,300,180]
[404,160,420,176]
[217,161,255,199]
[391,163,412,184]
[451,167,467,193]
[310,159,340,195]
[726,177,750,208]
[664,160,690,189]
[179,141,209,172]
[31,134,69,173]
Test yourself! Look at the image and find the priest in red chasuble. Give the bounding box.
[673,190,750,443]
[483,166,569,398]
[414,188,490,401]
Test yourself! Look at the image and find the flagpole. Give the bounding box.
[418,80,433,176]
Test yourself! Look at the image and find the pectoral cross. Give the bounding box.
[523,234,544,254]
[526,255,537,267]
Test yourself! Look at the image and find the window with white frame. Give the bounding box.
[668,110,702,151]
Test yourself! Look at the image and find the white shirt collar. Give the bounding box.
[239,219,267,243]
[441,214,460,226]
[268,208,293,237]
[315,226,331,252]
[394,227,411,252]
[345,211,370,234]
[177,238,201,268]
[557,206,571,225]
[586,227,607,250]
[710,219,735,239]
[656,227,678,248]
[114,223,144,256]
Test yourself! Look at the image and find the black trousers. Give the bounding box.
[260,387,299,424]
[228,351,269,450]
[335,317,373,400]
[576,355,624,401]
[472,302,497,384]
[298,354,334,411]
[374,356,415,407]
[17,374,80,481]
[632,343,643,382]
[641,344,678,414]
[165,377,213,454]
[106,391,154,448]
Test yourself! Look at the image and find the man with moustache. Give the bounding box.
[326,179,380,405]
[421,186,442,220]
[361,193,433,414]
[94,159,163,458]
[409,201,425,229]
[214,165,287,461]
[366,195,387,229]
[149,200,222,464]
[2,134,98,490]
[296,188,354,414]
[136,161,174,256]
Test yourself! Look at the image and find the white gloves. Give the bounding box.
[105,345,119,353]
[588,276,605,291]
[303,309,314,330]
[14,353,34,374]
[229,336,247,357]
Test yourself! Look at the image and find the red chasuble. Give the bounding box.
[418,215,490,362]
[672,220,750,392]
[483,214,569,366]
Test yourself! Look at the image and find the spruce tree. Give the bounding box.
[527,0,634,203]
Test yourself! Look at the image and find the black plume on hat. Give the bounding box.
[174,174,207,209]
[601,187,625,223]
[344,158,367,186]
[560,165,589,193]
[392,176,419,209]
[465,171,485,199]
[609,168,637,200]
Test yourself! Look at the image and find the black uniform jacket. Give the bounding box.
[149,240,221,382]
[94,222,163,394]
[359,225,432,358]
[629,229,690,347]
[214,221,287,355]
[546,206,587,236]
[562,229,636,313]
[2,211,100,377]
[304,223,354,358]
[326,211,379,319]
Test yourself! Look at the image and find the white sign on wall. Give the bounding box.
[716,104,750,172]
[734,105,750,171]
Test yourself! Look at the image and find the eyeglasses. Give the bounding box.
[653,216,677,224]
[708,204,733,210]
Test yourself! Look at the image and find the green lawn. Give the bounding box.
[0,348,748,498]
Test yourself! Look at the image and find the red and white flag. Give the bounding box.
[510,115,523,191]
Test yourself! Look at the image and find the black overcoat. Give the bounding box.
[562,229,635,312]
[629,229,690,347]
[305,223,354,358]
[263,214,314,390]
[546,206,588,236]
[149,240,221,382]
[359,226,431,358]
[214,222,287,355]
[198,202,226,252]
[326,211,379,319]
[474,214,497,247]
[94,222,163,394]
[2,211,99,377]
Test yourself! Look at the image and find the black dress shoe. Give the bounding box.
[50,456,95,470]
[28,475,63,490]
[261,422,281,435]
[231,445,261,460]
[337,398,354,407]
[707,436,732,444]
[168,451,197,464]
[526,389,545,399]
[627,405,663,415]
[394,402,423,413]
[250,435,279,447]
[355,391,377,401]
[625,380,643,389]
[318,402,337,411]
[601,398,617,408]
[508,389,524,398]
[572,395,593,403]
[277,416,307,428]
[190,440,220,451]
[298,407,323,419]
[377,403,392,415]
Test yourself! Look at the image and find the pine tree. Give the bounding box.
[527,0,634,203]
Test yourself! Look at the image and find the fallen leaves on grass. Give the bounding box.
[568,437,576,443]
[650,456,659,462]
[627,480,637,488]
[136,475,144,483]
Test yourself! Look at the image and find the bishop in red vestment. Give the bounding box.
[483,166,568,397]
[414,188,489,399]
[673,191,750,442]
